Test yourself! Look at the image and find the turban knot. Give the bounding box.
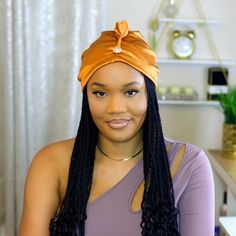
[78,20,160,91]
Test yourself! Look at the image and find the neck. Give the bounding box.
[97,144,143,162]
[97,135,143,162]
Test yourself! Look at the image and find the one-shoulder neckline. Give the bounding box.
[88,158,143,207]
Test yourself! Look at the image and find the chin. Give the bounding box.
[101,127,142,143]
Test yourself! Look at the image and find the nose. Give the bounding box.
[107,95,126,114]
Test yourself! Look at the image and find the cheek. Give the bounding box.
[135,91,147,116]
[89,102,100,119]
[132,94,147,117]
[88,96,96,118]
[133,104,147,118]
[88,96,106,121]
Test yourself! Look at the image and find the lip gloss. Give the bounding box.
[107,119,129,129]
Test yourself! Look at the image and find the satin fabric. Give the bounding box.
[78,20,160,90]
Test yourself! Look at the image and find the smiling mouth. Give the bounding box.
[106,119,130,129]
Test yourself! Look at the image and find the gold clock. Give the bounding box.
[170,30,196,59]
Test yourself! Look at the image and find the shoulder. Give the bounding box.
[26,137,76,197]
[31,138,75,169]
[165,137,209,164]
[165,137,212,180]
[166,138,214,209]
[34,138,75,160]
[25,138,76,192]
[167,142,215,235]
[19,138,76,235]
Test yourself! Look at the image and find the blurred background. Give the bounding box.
[0,0,236,235]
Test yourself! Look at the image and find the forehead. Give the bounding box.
[88,62,145,86]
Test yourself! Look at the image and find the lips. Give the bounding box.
[106,119,130,129]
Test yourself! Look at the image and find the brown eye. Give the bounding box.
[92,91,107,97]
[125,90,139,97]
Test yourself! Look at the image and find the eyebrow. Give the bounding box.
[90,81,143,87]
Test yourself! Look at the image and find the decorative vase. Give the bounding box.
[222,123,236,160]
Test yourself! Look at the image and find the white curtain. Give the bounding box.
[0,0,104,235]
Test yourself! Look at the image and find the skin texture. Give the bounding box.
[18,62,148,235]
[18,139,74,236]
[87,62,147,156]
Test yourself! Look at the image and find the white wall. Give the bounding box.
[104,0,236,61]
[104,0,236,149]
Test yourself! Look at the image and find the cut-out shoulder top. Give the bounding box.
[85,138,215,235]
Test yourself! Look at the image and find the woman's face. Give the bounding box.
[87,62,147,143]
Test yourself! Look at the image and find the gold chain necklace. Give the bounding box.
[97,145,143,162]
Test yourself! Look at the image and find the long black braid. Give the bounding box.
[141,78,179,235]
[50,77,180,235]
[49,90,98,235]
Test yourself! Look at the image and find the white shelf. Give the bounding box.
[159,17,219,25]
[158,100,219,106]
[219,217,236,236]
[158,58,236,66]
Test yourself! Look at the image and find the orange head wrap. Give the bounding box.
[78,20,160,90]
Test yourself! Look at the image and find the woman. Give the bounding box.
[19,21,214,236]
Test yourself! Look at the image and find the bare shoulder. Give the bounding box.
[32,138,75,165]
[26,138,75,187]
[18,138,75,236]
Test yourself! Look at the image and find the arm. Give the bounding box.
[178,150,215,236]
[18,147,61,236]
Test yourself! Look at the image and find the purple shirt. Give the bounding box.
[85,139,215,235]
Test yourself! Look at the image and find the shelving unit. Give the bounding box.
[156,15,232,65]
[159,17,219,25]
[158,100,219,106]
[153,7,235,105]
[158,58,236,66]
[219,217,236,236]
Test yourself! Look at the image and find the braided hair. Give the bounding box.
[50,77,180,235]
[141,78,179,235]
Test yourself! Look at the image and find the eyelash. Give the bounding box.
[125,90,139,97]
[92,91,107,97]
[92,89,139,98]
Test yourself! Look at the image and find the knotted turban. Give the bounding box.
[78,20,160,90]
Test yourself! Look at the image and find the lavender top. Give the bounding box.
[85,138,215,235]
